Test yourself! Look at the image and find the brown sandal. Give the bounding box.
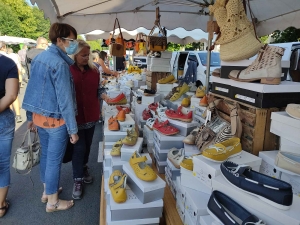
[41,187,63,203]
[46,200,74,213]
[0,201,9,218]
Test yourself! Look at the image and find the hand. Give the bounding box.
[70,134,79,144]
[113,71,119,77]
[27,121,37,132]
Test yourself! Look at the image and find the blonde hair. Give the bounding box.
[72,40,96,70]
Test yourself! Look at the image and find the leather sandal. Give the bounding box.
[41,187,63,203]
[0,200,9,218]
[46,200,74,213]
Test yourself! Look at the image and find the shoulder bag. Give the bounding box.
[109,18,125,57]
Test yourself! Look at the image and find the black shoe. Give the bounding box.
[143,89,156,96]
[221,161,293,210]
[137,96,142,104]
[207,191,266,225]
[83,166,93,184]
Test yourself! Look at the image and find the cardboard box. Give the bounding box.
[185,187,210,224]
[109,189,163,221]
[271,111,300,145]
[153,130,185,149]
[184,143,201,157]
[193,150,262,187]
[259,150,281,179]
[121,137,143,161]
[153,141,169,161]
[119,114,136,132]
[167,117,198,137]
[141,93,161,105]
[153,150,167,174]
[180,167,212,195]
[123,163,166,204]
[212,175,297,225]
[166,159,181,180]
[280,137,300,154]
[200,215,216,225]
[106,206,160,225]
[175,176,186,206]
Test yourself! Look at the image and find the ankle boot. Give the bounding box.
[229,45,285,85]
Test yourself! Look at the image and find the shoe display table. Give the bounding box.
[99,154,183,225]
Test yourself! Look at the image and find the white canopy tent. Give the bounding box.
[85,27,209,45]
[0,36,36,45]
[31,0,300,36]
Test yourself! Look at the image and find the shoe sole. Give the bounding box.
[165,115,192,123]
[72,194,82,200]
[152,127,179,136]
[181,104,190,107]
[83,180,93,184]
[202,152,242,163]
[117,118,125,122]
[199,103,208,107]
[144,93,155,96]
[107,98,127,105]
[221,173,291,210]
[228,75,281,85]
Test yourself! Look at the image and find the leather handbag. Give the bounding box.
[12,129,40,173]
[109,18,125,57]
[134,33,147,55]
[195,99,242,152]
[147,7,167,52]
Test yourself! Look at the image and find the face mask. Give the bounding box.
[65,41,78,55]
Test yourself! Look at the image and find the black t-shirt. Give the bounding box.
[0,54,19,99]
[116,56,125,70]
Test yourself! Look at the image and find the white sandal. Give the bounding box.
[167,148,185,169]
[146,118,155,130]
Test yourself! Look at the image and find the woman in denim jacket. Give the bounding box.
[22,23,79,212]
[0,51,19,217]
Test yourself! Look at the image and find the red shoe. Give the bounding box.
[165,106,193,122]
[116,106,130,114]
[106,93,127,105]
[142,109,153,121]
[148,102,158,111]
[152,119,179,136]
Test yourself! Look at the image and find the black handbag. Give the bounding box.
[62,141,74,163]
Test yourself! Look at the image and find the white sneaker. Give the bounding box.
[188,82,197,92]
[134,74,142,81]
[126,80,134,88]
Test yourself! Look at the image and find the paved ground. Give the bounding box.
[1,83,103,225]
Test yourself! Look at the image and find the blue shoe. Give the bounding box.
[221,161,293,210]
[207,191,266,225]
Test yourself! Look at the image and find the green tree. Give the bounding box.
[31,6,50,39]
[0,2,22,36]
[271,27,300,43]
[167,42,181,51]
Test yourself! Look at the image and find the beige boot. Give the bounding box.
[229,45,285,85]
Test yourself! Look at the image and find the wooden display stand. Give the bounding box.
[99,157,183,225]
[146,72,171,90]
[210,93,280,155]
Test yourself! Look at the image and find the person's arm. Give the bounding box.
[99,58,118,76]
[0,78,18,113]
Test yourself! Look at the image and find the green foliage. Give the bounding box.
[260,35,269,44]
[167,42,181,51]
[0,0,50,41]
[87,40,101,51]
[185,42,204,51]
[271,27,300,43]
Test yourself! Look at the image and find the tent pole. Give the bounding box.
[205,14,214,94]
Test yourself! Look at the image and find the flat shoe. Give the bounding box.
[41,187,63,203]
[0,200,9,218]
[46,200,74,213]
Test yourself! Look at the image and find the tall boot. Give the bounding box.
[229,45,285,85]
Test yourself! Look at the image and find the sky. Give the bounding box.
[25,0,36,7]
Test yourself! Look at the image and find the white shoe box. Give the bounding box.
[280,137,300,154]
[153,149,167,174]
[193,114,206,125]
[157,83,174,92]
[105,142,116,149]
[167,117,198,137]
[123,163,166,204]
[153,130,185,149]
[144,125,154,140]
[121,137,143,161]
[194,105,206,118]
[147,140,154,153]
[153,141,169,161]
[180,167,212,195]
[134,102,148,123]
[259,150,282,179]
[271,111,300,145]
[107,90,122,98]
[175,176,186,206]
[165,168,176,198]
[106,206,160,225]
[184,210,193,225]
[193,150,262,188]
[200,215,215,225]
[104,149,112,167]
[190,95,200,109]
[139,116,147,128]
[103,160,112,179]
[109,189,163,221]
[166,158,181,180]
[104,124,127,142]
[176,201,185,223]
[185,187,210,225]
[141,93,161,105]
[184,143,201,157]
[212,175,299,225]
[281,173,300,198]
[119,114,135,131]
[134,80,146,88]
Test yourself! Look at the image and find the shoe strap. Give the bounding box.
[227,164,251,176]
[131,156,147,164]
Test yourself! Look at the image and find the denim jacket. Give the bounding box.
[22,44,78,135]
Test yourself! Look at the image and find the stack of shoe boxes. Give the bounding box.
[153,130,185,173]
[156,83,174,97]
[143,125,154,153]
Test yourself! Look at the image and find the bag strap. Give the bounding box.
[112,18,124,42]
[244,0,260,42]
[149,7,165,36]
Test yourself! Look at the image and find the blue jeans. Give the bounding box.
[0,109,15,188]
[72,126,95,179]
[38,124,68,195]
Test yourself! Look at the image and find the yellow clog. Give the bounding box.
[196,86,206,98]
[111,139,123,156]
[158,74,176,84]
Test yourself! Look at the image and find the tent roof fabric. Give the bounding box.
[31,0,300,36]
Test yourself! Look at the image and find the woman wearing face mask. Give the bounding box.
[22,23,79,212]
[69,40,100,199]
[98,51,118,77]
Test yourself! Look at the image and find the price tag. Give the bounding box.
[234,94,255,103]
